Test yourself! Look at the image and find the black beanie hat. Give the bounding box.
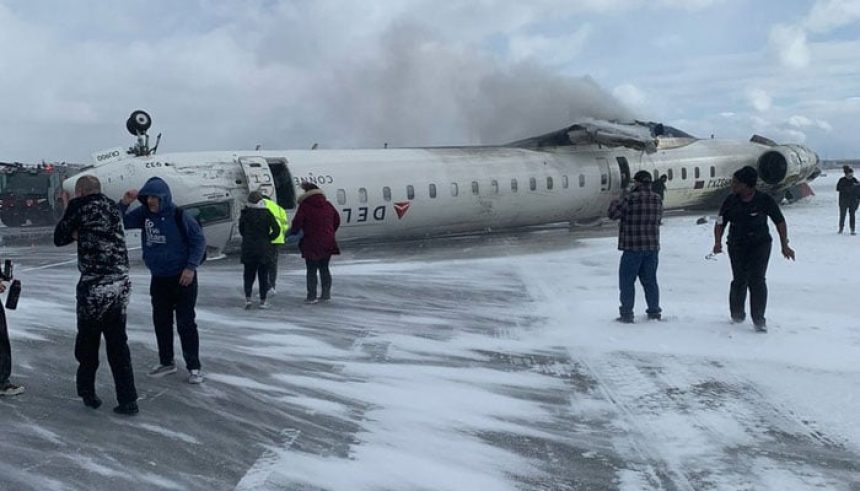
[733,166,758,188]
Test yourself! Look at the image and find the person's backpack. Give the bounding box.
[175,208,207,264]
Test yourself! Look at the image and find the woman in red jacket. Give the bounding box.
[290,182,340,303]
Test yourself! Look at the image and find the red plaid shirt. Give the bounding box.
[608,184,662,251]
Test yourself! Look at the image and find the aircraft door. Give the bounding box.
[615,156,631,189]
[597,157,611,192]
[265,158,297,210]
[238,157,276,197]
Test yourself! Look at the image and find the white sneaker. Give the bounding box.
[259,300,270,309]
[148,363,178,377]
[187,369,204,384]
[268,288,278,296]
[0,382,25,396]
[244,298,252,310]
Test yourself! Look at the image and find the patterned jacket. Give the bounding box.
[54,193,131,319]
[607,183,663,251]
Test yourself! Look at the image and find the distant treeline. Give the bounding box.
[821,159,860,169]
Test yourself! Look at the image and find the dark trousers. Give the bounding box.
[305,257,332,300]
[728,240,772,325]
[618,250,660,318]
[0,304,11,384]
[838,201,857,232]
[150,274,201,370]
[243,261,271,301]
[268,245,282,289]
[75,304,137,404]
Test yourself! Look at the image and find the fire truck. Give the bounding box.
[0,162,80,227]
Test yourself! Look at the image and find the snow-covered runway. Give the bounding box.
[1,173,858,490]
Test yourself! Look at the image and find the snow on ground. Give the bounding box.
[1,172,858,490]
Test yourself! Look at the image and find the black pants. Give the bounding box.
[75,302,137,404]
[728,240,772,325]
[0,303,11,385]
[305,257,331,300]
[268,245,282,289]
[838,201,857,232]
[151,274,201,370]
[243,261,271,301]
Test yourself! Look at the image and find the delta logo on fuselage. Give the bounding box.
[341,201,410,224]
[293,175,411,224]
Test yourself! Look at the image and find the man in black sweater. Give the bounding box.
[713,166,795,332]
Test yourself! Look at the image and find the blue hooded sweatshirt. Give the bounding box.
[119,177,206,277]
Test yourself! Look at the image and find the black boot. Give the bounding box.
[113,401,139,415]
[82,395,102,409]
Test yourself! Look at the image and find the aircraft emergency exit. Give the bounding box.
[66,111,821,256]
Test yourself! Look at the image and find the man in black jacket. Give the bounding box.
[836,165,859,235]
[54,175,138,415]
[713,166,795,332]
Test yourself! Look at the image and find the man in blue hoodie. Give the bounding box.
[119,177,206,384]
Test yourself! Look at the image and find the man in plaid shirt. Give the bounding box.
[608,170,663,323]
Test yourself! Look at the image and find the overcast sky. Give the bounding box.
[1,0,858,163]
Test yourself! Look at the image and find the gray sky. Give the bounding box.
[1,0,858,162]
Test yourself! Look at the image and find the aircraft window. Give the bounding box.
[710,166,716,178]
[667,169,674,180]
[451,183,459,197]
[694,167,700,179]
[529,177,537,191]
[547,177,553,190]
[181,201,231,226]
[562,175,569,189]
[383,186,391,202]
[579,174,585,187]
[511,179,518,192]
[359,187,367,203]
[681,168,688,180]
[471,181,479,195]
[407,185,414,200]
[429,183,437,198]
[601,174,608,186]
[337,189,346,205]
[491,180,499,194]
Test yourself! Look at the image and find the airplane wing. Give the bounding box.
[507,119,659,153]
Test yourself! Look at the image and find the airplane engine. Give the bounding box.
[756,144,819,187]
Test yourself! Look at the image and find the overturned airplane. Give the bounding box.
[67,111,820,255]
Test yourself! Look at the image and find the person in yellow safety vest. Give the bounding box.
[262,195,289,295]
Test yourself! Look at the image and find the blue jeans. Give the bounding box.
[619,250,661,318]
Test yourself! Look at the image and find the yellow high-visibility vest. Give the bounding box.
[263,198,289,244]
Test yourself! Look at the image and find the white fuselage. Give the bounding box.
[66,137,817,254]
